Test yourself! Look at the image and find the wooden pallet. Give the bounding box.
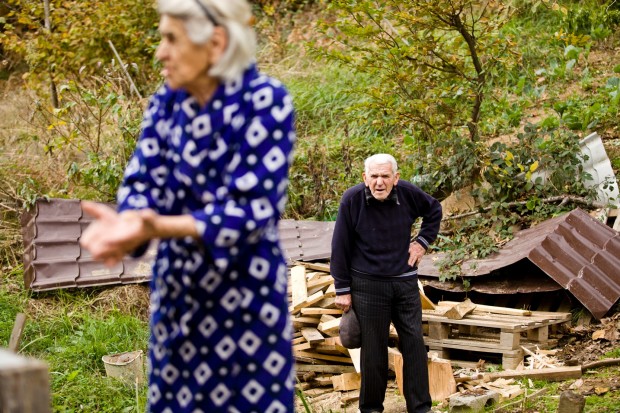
[422,303,571,370]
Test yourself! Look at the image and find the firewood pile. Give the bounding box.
[287,262,364,399]
[288,261,424,407]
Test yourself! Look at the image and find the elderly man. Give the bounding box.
[331,153,442,413]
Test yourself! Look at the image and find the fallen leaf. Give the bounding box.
[595,387,609,395]
[592,329,606,340]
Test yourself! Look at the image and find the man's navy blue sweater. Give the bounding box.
[330,180,442,295]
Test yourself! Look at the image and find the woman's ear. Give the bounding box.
[208,26,228,65]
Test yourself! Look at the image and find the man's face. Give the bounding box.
[363,162,399,201]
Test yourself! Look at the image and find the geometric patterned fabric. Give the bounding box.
[117,64,296,412]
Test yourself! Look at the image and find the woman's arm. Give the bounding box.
[80,201,198,267]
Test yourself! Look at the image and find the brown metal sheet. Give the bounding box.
[419,208,620,319]
[20,199,619,319]
[21,198,335,291]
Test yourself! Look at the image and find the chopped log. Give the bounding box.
[427,358,457,401]
[9,313,27,352]
[393,349,456,402]
[582,358,620,371]
[332,372,361,391]
[557,390,585,413]
[443,299,477,320]
[0,349,51,413]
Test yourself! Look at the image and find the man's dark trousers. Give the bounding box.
[352,276,432,413]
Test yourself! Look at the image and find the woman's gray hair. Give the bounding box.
[157,0,256,82]
[365,154,398,175]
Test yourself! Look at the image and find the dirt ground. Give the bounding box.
[296,312,620,413]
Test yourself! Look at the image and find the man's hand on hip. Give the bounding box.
[408,242,426,267]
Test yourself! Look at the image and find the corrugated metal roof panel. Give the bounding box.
[419,208,620,319]
[20,198,334,291]
[20,199,619,318]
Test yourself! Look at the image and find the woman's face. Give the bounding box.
[155,15,211,90]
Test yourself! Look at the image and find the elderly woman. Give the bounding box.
[80,0,296,411]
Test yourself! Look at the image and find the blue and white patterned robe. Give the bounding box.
[117,64,296,413]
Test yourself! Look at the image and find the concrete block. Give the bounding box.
[449,390,500,412]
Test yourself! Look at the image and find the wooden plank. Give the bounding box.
[293,342,313,352]
[348,348,361,373]
[439,301,532,317]
[307,275,334,294]
[292,316,320,329]
[301,307,343,316]
[290,265,308,307]
[314,296,337,309]
[9,313,27,352]
[324,283,336,298]
[424,337,523,355]
[332,372,361,391]
[294,364,356,374]
[290,290,325,313]
[423,313,537,331]
[443,299,476,320]
[291,336,306,345]
[319,337,349,356]
[313,376,334,387]
[485,366,582,382]
[294,351,352,364]
[317,317,341,336]
[294,261,331,273]
[418,280,435,310]
[393,350,404,395]
[387,347,401,371]
[301,327,325,346]
[0,349,51,413]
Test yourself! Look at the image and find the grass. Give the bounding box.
[0,267,150,412]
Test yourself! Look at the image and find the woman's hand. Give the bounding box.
[80,201,158,267]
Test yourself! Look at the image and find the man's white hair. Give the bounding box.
[365,154,398,175]
[157,0,256,82]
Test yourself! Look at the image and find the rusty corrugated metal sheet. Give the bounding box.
[419,208,620,319]
[20,198,334,291]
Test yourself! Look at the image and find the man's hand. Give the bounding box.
[335,294,352,313]
[408,241,426,267]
